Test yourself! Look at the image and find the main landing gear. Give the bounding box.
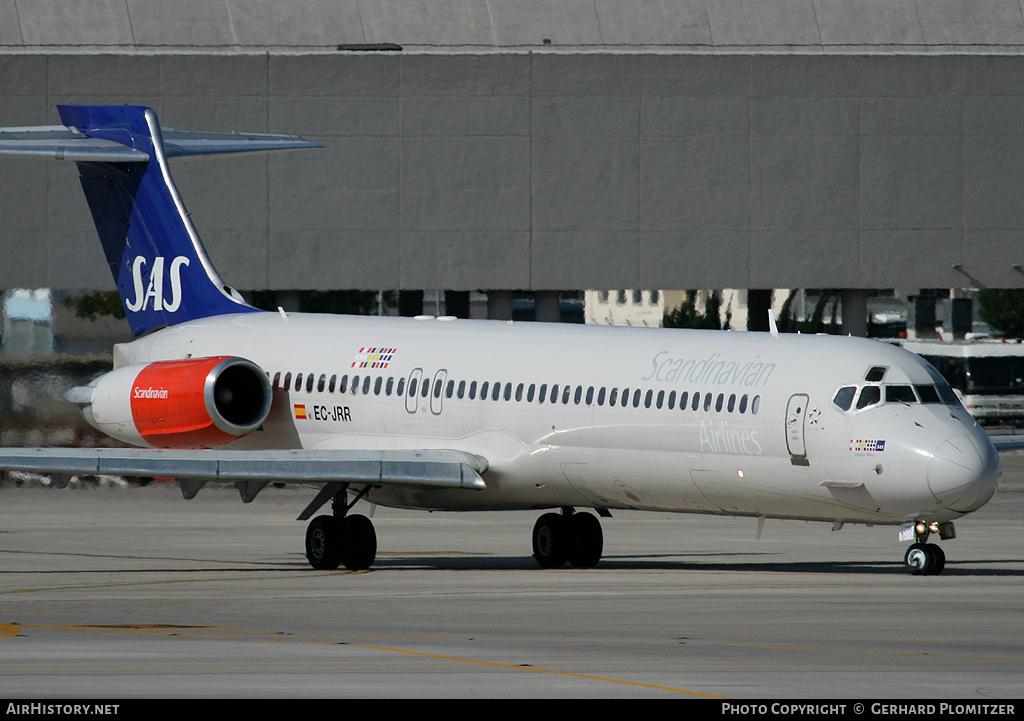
[902,521,948,576]
[532,508,604,568]
[305,486,377,571]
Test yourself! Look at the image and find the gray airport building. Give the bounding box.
[2,0,1024,334]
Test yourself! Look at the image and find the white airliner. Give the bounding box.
[0,105,1010,575]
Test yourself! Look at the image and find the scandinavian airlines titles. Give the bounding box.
[643,350,776,388]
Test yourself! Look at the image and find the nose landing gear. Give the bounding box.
[902,521,950,575]
[904,542,945,575]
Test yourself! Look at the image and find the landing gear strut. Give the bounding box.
[902,522,946,576]
[305,485,377,571]
[532,508,603,568]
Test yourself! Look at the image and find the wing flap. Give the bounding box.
[0,448,487,491]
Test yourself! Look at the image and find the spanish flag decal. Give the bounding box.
[294,404,307,420]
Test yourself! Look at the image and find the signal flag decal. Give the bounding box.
[351,347,396,369]
[294,404,307,420]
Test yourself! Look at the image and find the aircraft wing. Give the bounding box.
[987,434,1024,452]
[0,447,487,492]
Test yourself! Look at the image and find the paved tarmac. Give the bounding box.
[0,451,1022,699]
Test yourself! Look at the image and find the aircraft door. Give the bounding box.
[430,369,448,415]
[405,368,423,414]
[786,393,810,466]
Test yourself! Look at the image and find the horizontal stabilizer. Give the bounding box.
[0,127,150,161]
[0,447,488,491]
[0,125,320,162]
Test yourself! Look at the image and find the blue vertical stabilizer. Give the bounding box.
[0,105,321,338]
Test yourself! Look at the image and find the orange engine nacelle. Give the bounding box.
[82,356,272,449]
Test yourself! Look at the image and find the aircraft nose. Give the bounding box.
[927,433,1000,514]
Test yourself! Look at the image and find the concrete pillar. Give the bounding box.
[950,297,973,339]
[487,290,514,320]
[275,290,300,312]
[398,290,424,317]
[908,293,938,339]
[747,289,772,332]
[841,289,869,337]
[535,291,561,322]
[444,290,470,319]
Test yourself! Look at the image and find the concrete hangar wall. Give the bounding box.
[2,1,1024,304]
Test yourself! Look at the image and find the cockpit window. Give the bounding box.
[915,384,941,403]
[865,366,887,382]
[833,386,856,411]
[835,380,960,413]
[856,385,881,409]
[936,384,958,404]
[885,385,917,404]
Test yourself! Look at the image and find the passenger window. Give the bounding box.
[435,380,443,399]
[283,372,292,391]
[317,375,326,393]
[396,377,405,396]
[527,384,535,402]
[856,386,881,409]
[679,391,688,410]
[295,373,303,391]
[667,391,676,410]
[447,380,455,398]
[408,378,417,397]
[563,386,572,404]
[739,394,748,413]
[351,375,359,394]
[644,389,653,408]
[585,387,594,405]
[328,375,337,393]
[832,386,856,411]
[480,381,489,398]
[339,375,349,393]
[375,377,383,395]
[885,385,916,404]
[715,394,724,412]
[538,384,547,403]
[597,387,605,406]
[727,394,736,412]
[752,395,761,414]
[365,376,373,395]
[457,380,466,399]
[691,392,700,411]
[492,382,501,401]
[609,388,618,406]
[703,394,712,412]
[273,372,281,389]
[504,384,512,401]
[632,389,641,408]
[515,383,524,401]
[656,390,664,409]
[469,381,477,400]
[386,377,394,396]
